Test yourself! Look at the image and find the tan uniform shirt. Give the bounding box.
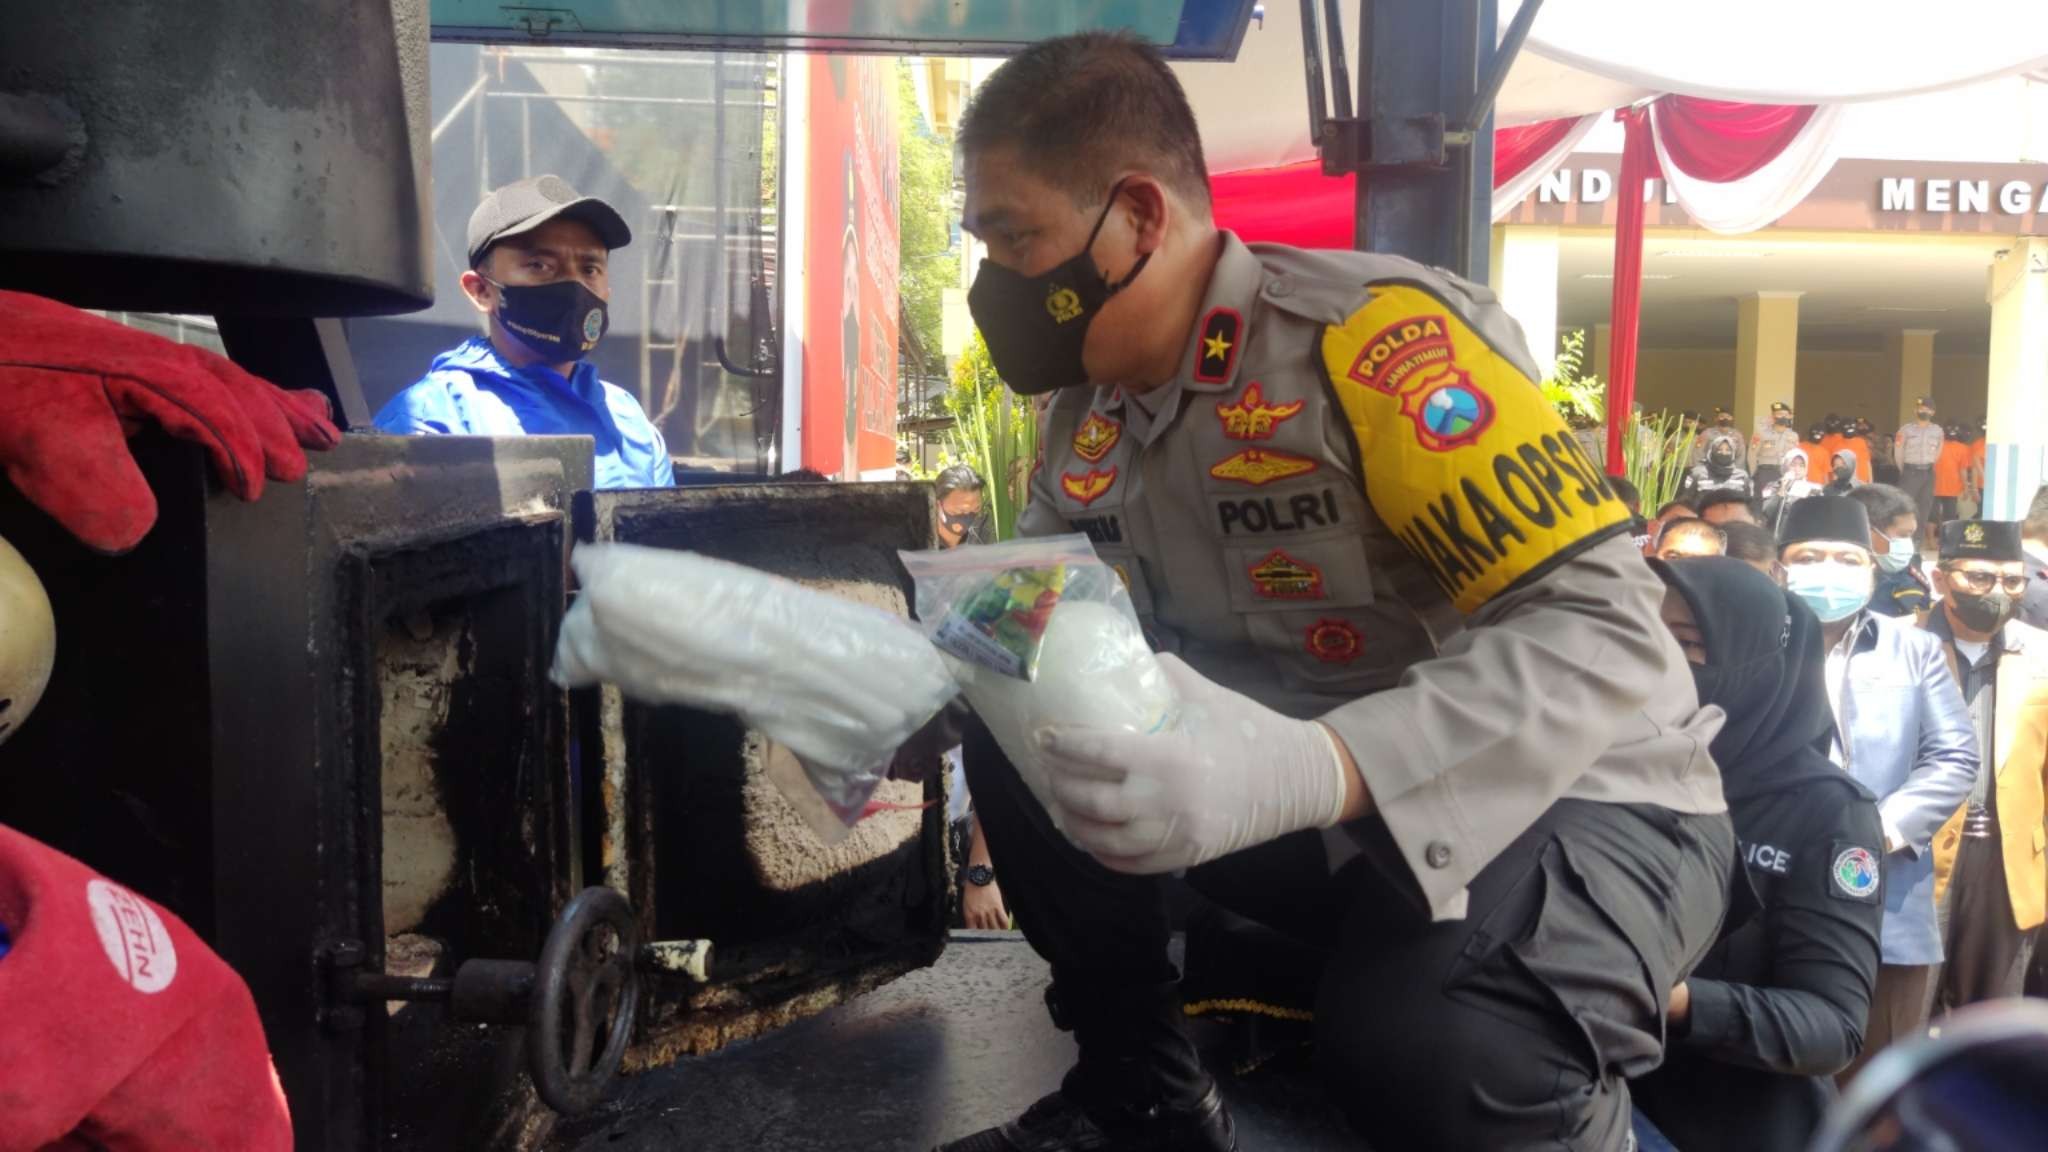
[1751,424,1800,472]
[1020,234,1726,920]
[1898,421,1945,467]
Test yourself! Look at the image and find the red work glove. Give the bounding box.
[0,824,292,1151]
[0,290,341,554]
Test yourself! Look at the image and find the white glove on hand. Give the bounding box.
[1037,655,1352,874]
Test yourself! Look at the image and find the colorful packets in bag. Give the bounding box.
[931,563,1069,680]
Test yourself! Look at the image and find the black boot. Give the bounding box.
[933,1080,1236,1152]
[933,982,1236,1152]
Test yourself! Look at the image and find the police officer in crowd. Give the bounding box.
[937,32,1733,1152]
[1896,396,1946,542]
[376,175,675,489]
[1751,401,1799,491]
[1926,519,2048,1010]
[1692,407,1737,467]
[1679,432,1753,504]
[1776,497,1978,1083]
[1849,483,1931,619]
[1631,558,1883,1151]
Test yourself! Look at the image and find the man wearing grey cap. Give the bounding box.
[374,175,675,489]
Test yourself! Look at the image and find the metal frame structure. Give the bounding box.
[1301,0,1530,281]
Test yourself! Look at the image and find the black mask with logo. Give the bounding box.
[486,277,609,361]
[1949,589,2016,634]
[966,181,1150,395]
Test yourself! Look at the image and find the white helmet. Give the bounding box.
[0,534,55,745]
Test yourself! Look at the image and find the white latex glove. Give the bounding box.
[1037,655,1353,873]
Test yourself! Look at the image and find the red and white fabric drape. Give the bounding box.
[1490,114,1599,221]
[1650,97,1844,234]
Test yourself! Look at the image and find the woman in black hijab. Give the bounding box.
[1630,557,1884,1151]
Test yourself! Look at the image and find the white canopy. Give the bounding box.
[1181,0,2048,172]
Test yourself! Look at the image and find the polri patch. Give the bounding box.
[1216,381,1304,441]
[1060,467,1118,508]
[1192,307,1243,384]
[1210,448,1319,487]
[1828,841,1881,903]
[1072,412,1122,463]
[1249,550,1326,601]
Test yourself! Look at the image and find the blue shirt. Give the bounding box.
[374,337,675,490]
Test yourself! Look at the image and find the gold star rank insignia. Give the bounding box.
[1192,307,1242,384]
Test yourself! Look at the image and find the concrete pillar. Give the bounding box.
[1592,322,1612,388]
[1734,292,1800,445]
[1495,226,1561,378]
[1984,237,2048,519]
[1885,328,1938,431]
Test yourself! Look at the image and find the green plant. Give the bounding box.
[1539,329,1605,427]
[1625,409,1694,512]
[942,332,1039,541]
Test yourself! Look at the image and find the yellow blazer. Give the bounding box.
[1932,620,2048,931]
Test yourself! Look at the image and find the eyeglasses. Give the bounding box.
[1945,568,2028,595]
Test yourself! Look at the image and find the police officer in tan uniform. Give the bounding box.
[1752,401,1799,490]
[937,33,1733,1152]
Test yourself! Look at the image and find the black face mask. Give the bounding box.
[1950,589,2016,634]
[486,277,609,361]
[1717,417,1734,428]
[1775,416,1793,427]
[1917,410,1934,422]
[1709,449,1735,469]
[966,182,1150,395]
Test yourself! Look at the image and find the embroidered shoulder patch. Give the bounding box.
[1828,841,1881,903]
[1320,282,1629,613]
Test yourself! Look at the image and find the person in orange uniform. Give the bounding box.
[1818,416,1848,481]
[1933,426,1973,528]
[1843,418,1876,484]
[1805,425,1835,484]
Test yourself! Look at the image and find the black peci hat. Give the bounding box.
[1939,519,2023,563]
[1780,495,1872,551]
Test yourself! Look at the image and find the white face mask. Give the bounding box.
[1877,534,1916,573]
[1785,559,1876,623]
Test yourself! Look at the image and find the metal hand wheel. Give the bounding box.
[528,885,640,1114]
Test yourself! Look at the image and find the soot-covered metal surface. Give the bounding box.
[544,934,1362,1151]
[0,433,592,1152]
[575,482,951,1064]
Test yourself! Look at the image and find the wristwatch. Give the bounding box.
[965,863,997,888]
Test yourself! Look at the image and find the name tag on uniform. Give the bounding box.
[1213,487,1345,536]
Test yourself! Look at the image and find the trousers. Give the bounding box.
[962,718,1735,1151]
[1900,465,1937,529]
[1936,814,2038,1010]
[1837,963,1935,1084]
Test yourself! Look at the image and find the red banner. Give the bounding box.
[802,56,900,479]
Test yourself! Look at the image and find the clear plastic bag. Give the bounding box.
[551,543,959,837]
[898,535,1180,822]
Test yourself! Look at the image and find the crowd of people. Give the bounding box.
[1612,455,2048,1146]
